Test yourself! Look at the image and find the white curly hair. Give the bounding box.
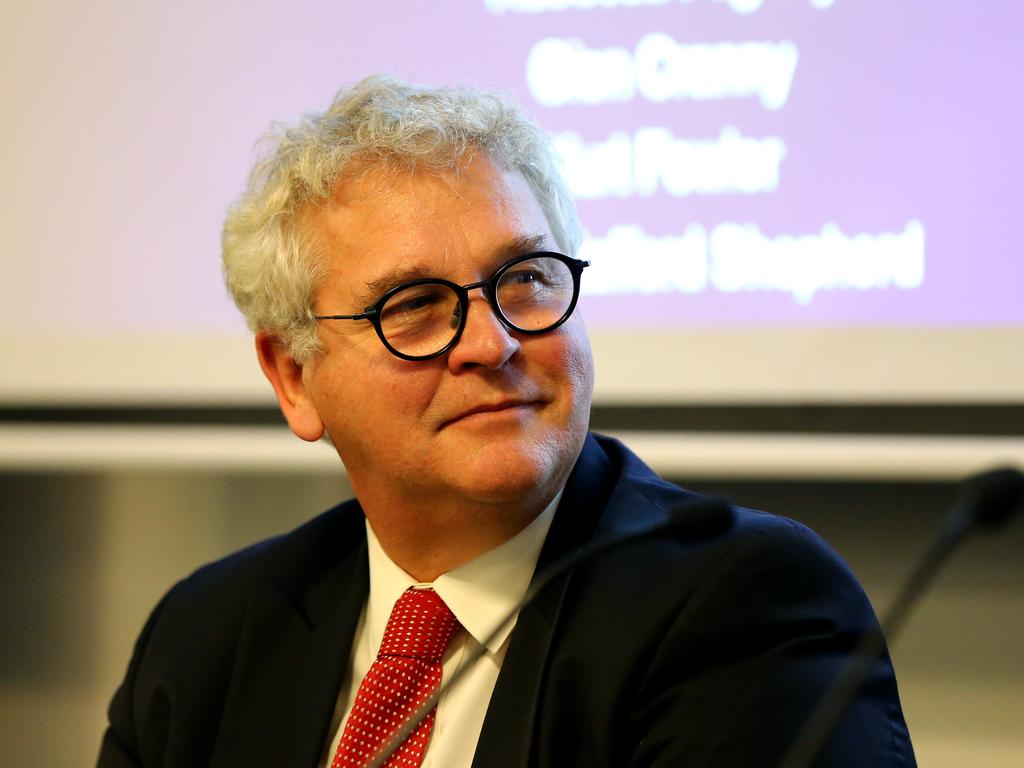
[221,75,581,362]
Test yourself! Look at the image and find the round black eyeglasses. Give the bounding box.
[313,251,590,361]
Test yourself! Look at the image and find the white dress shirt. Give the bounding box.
[322,492,561,768]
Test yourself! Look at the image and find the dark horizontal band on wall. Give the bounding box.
[1,403,1023,437]
[590,404,1024,436]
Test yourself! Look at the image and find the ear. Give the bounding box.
[255,330,325,442]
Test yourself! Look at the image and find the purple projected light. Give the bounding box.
[484,0,1022,329]
[8,0,1018,340]
[272,0,1021,331]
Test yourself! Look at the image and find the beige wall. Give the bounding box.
[1,465,1022,766]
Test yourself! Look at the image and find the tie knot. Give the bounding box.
[379,587,460,663]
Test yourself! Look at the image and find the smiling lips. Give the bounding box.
[442,399,541,428]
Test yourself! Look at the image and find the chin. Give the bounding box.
[452,433,582,505]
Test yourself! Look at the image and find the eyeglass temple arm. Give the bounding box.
[312,309,378,321]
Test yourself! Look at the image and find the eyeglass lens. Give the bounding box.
[378,255,575,358]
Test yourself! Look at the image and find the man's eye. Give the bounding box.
[508,270,540,284]
[504,268,548,287]
[381,287,450,322]
[393,295,439,312]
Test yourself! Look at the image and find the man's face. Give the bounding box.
[286,155,594,516]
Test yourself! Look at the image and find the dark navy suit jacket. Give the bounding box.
[98,433,915,767]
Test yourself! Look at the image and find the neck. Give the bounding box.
[361,495,550,582]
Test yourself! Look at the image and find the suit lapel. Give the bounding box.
[471,435,617,768]
[210,505,370,768]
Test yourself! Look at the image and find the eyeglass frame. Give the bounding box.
[312,251,590,361]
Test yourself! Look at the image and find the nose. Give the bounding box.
[446,292,520,372]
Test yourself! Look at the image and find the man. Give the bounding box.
[98,76,915,767]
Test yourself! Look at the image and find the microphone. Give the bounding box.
[364,495,735,768]
[778,466,1024,768]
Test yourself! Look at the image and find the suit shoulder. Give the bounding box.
[158,499,365,628]
[108,500,366,747]
[729,506,862,588]
[673,504,878,651]
[592,432,858,577]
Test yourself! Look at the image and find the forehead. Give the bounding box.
[305,155,556,302]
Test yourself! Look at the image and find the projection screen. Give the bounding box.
[3,0,1021,405]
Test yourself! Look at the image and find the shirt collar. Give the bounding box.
[365,490,561,658]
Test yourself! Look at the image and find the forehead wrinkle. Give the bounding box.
[495,233,552,260]
[360,263,436,303]
[355,231,554,307]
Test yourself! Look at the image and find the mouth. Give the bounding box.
[441,399,542,429]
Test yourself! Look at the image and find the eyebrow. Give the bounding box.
[357,233,553,306]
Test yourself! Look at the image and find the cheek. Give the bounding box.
[559,321,595,396]
[535,321,594,419]
[321,356,441,429]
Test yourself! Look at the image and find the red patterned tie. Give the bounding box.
[330,587,461,768]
